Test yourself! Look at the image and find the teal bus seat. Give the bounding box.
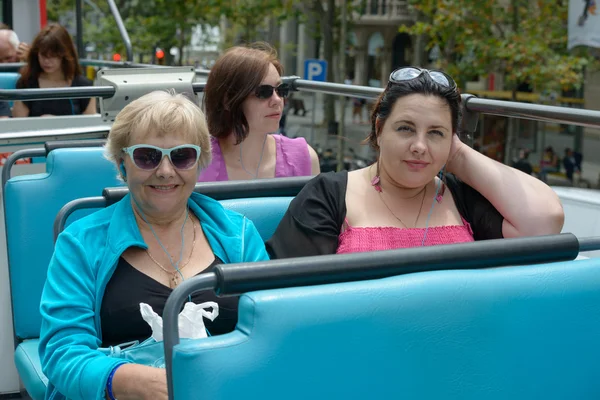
[60,196,293,243]
[54,178,310,242]
[0,72,20,107]
[14,340,47,400]
[11,174,306,399]
[170,258,600,400]
[2,139,108,189]
[4,147,123,399]
[0,73,19,89]
[220,197,292,241]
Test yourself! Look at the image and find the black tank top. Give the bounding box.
[16,75,93,116]
[100,256,239,347]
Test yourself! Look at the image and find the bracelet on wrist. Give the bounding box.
[106,364,123,400]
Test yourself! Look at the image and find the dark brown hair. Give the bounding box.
[17,23,81,87]
[203,42,283,144]
[366,73,462,152]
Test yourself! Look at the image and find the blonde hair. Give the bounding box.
[105,90,212,171]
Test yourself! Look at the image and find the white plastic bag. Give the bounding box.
[139,301,219,342]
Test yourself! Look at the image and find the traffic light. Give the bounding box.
[154,48,165,65]
[112,53,121,62]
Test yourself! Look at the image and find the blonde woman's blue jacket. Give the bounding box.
[39,192,270,400]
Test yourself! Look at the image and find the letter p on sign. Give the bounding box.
[304,59,328,82]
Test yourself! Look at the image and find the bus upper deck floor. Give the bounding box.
[0,66,600,398]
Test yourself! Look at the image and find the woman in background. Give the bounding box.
[13,23,95,117]
[199,43,319,181]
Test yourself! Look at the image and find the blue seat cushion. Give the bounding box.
[172,258,600,400]
[0,72,19,89]
[14,339,46,400]
[220,197,292,241]
[0,73,20,107]
[5,147,123,340]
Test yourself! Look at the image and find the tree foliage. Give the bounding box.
[47,0,224,64]
[400,0,594,93]
[219,0,292,46]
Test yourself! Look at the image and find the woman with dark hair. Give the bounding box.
[198,43,319,181]
[266,67,564,258]
[13,23,95,117]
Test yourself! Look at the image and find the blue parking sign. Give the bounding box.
[304,59,328,82]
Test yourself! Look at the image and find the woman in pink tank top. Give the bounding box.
[198,43,319,182]
[266,67,565,259]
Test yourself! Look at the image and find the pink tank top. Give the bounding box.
[198,135,312,182]
[336,218,474,254]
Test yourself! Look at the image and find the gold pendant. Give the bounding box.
[171,274,180,289]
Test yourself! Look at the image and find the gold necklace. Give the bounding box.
[146,217,197,288]
[378,187,427,228]
[370,165,428,228]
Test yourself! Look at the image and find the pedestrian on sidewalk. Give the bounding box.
[538,146,560,183]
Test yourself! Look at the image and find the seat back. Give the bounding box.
[0,73,20,107]
[56,179,305,242]
[59,196,293,243]
[172,258,600,400]
[0,73,19,89]
[220,197,292,241]
[4,147,123,341]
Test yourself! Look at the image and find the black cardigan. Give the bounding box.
[266,171,504,259]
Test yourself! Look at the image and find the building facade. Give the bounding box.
[279,0,416,87]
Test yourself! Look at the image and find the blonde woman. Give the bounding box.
[39,91,269,400]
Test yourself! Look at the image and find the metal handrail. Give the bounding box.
[464,97,600,128]
[0,75,303,102]
[1,74,598,147]
[0,86,116,101]
[0,60,211,75]
[79,59,170,69]
[1,77,599,128]
[0,83,206,101]
[294,79,382,99]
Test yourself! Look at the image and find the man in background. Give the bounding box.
[0,28,30,63]
[563,148,583,183]
[0,26,30,117]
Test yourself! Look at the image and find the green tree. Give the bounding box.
[401,0,595,163]
[148,0,224,65]
[219,0,292,47]
[47,0,223,64]
[401,0,592,93]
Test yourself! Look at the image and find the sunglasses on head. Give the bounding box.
[122,144,201,171]
[389,67,457,90]
[255,83,290,100]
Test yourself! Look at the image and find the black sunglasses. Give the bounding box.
[389,67,457,90]
[255,83,290,100]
